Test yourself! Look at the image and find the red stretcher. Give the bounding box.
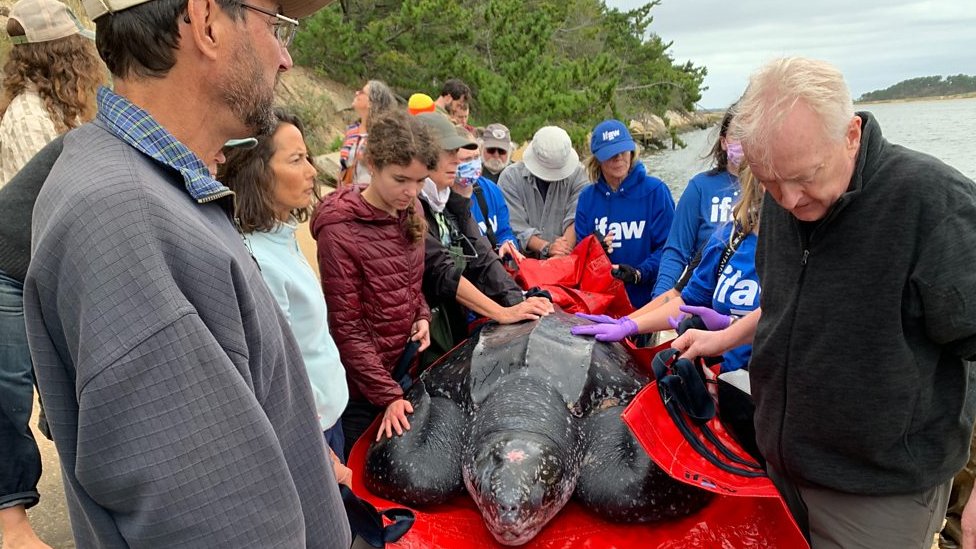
[343,236,808,548]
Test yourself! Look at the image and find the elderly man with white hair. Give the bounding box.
[498,125,588,259]
[671,56,976,549]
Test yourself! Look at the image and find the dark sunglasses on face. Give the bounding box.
[485,147,508,156]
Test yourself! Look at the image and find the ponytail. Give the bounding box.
[405,201,427,244]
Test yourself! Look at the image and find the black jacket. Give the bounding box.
[420,190,523,345]
[752,112,976,495]
[0,135,64,282]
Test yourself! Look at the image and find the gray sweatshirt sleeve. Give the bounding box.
[499,165,541,248]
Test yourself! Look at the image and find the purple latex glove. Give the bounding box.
[669,305,733,331]
[571,312,639,342]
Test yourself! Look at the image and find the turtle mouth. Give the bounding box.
[477,495,563,546]
[483,512,547,546]
[490,527,538,546]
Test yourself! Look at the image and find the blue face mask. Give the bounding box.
[455,158,482,188]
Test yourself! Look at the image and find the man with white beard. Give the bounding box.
[480,123,513,184]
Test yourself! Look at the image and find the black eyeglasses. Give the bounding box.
[485,147,507,156]
[235,1,299,47]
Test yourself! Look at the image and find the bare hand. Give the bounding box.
[377,399,414,441]
[962,486,976,549]
[671,328,730,361]
[410,319,430,352]
[549,237,573,257]
[0,506,53,549]
[602,232,616,254]
[329,449,353,488]
[498,297,553,324]
[498,240,525,262]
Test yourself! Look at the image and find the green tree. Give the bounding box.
[293,0,707,145]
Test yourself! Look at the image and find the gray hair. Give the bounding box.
[731,57,854,169]
[366,79,397,124]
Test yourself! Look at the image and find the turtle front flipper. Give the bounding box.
[364,380,467,506]
[575,407,712,522]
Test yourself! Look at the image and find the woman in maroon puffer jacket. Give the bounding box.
[312,111,440,459]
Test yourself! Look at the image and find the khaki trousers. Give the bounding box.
[769,466,950,549]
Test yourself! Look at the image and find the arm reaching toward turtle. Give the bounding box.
[671,308,761,360]
[378,399,415,441]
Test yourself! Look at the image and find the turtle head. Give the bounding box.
[464,434,575,546]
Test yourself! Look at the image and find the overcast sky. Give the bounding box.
[606,0,976,109]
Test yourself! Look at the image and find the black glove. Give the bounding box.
[525,287,554,302]
[611,264,640,284]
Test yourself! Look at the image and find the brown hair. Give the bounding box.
[585,146,640,183]
[705,103,737,175]
[218,108,320,233]
[364,110,439,244]
[93,0,244,79]
[0,28,105,133]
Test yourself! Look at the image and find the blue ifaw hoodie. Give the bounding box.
[575,161,675,307]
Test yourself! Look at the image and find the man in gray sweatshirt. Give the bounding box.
[23,0,351,547]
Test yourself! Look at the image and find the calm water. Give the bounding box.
[646,97,976,198]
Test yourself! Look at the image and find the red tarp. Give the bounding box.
[348,422,806,549]
[510,235,634,317]
[346,340,808,548]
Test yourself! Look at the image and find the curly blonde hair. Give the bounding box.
[0,31,105,133]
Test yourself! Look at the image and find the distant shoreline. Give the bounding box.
[856,91,976,105]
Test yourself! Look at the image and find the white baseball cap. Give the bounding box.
[9,0,95,45]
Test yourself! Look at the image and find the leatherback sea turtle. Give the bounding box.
[365,311,712,545]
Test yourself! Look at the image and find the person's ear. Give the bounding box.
[184,0,224,61]
[845,115,862,157]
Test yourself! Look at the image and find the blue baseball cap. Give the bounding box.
[590,119,635,162]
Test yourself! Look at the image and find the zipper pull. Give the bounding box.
[800,249,810,266]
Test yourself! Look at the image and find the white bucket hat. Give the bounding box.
[522,126,580,182]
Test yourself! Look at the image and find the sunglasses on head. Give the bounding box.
[485,147,507,155]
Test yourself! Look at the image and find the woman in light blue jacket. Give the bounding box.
[220,109,350,483]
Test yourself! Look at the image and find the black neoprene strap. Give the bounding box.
[472,184,498,249]
[716,225,747,277]
[651,349,766,478]
[339,485,415,547]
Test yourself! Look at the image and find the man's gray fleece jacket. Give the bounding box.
[24,121,351,548]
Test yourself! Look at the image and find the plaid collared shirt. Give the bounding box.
[95,86,231,203]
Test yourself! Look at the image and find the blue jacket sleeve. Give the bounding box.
[485,180,518,246]
[653,178,704,297]
[635,184,676,286]
[574,187,595,241]
[680,226,727,306]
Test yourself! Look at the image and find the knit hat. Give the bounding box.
[407,93,436,116]
[416,112,478,151]
[82,0,331,21]
[522,126,580,182]
[481,123,512,153]
[590,119,635,162]
[8,0,95,45]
